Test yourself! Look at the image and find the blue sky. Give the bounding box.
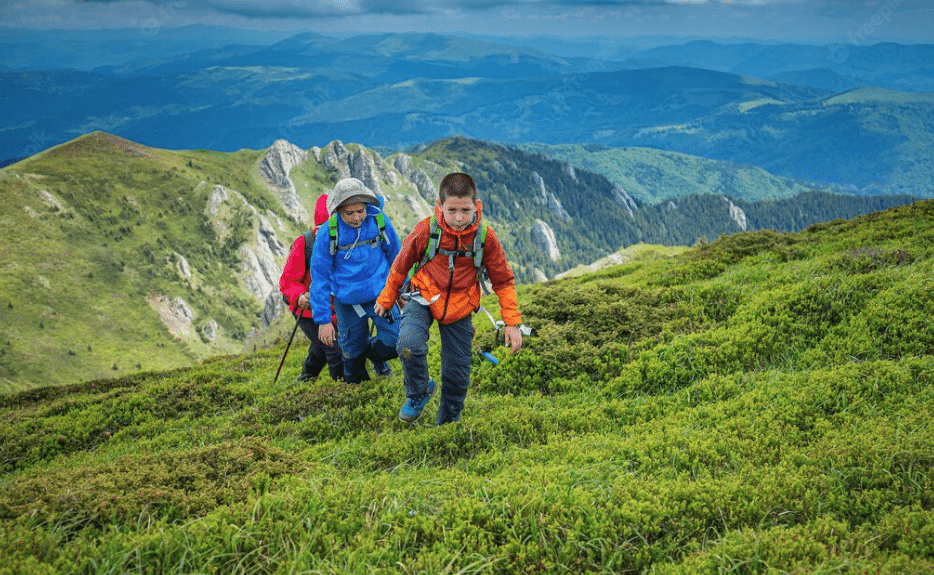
[1,0,932,44]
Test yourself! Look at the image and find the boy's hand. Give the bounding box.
[318,323,336,346]
[503,325,522,354]
[297,293,310,309]
[373,302,388,317]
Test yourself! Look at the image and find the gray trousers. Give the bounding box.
[397,302,475,425]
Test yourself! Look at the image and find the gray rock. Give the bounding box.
[260,292,283,328]
[203,319,218,342]
[613,184,638,219]
[394,153,437,203]
[531,219,560,262]
[725,197,748,230]
[349,147,382,195]
[259,139,310,225]
[532,171,571,222]
[321,141,351,178]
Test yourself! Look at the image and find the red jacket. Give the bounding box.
[378,200,521,326]
[279,195,331,320]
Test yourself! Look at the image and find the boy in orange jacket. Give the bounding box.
[375,172,522,425]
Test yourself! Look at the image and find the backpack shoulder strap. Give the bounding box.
[375,212,387,243]
[405,215,440,285]
[472,221,488,269]
[375,212,391,260]
[328,214,339,256]
[474,221,491,294]
[302,230,316,269]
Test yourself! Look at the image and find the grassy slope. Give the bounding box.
[0,133,316,392]
[1,200,933,573]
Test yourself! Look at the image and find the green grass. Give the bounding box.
[2,199,934,573]
[0,133,309,391]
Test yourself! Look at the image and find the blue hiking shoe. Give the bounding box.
[399,379,436,423]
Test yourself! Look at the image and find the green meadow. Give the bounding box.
[1,201,933,574]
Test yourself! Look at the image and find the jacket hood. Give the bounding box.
[327,178,379,214]
[314,194,330,227]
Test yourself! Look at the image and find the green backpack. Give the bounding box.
[326,212,390,259]
[404,214,490,294]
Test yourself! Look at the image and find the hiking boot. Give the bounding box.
[398,379,436,423]
[373,360,393,377]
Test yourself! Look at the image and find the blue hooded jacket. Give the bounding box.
[309,201,401,325]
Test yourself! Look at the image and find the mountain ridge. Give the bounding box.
[3,31,933,196]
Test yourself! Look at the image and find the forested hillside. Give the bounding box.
[2,199,932,573]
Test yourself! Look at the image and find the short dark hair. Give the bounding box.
[439,172,477,203]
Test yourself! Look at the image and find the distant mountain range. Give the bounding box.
[2,28,933,197]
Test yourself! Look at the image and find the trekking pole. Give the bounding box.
[273,303,304,385]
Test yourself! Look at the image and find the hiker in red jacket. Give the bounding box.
[279,194,344,381]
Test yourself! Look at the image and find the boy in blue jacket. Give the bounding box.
[309,178,402,384]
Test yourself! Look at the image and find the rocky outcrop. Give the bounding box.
[260,291,283,328]
[403,194,433,220]
[259,140,309,225]
[203,319,218,342]
[532,171,571,221]
[205,184,287,304]
[725,197,748,230]
[321,141,351,179]
[613,184,638,219]
[240,213,286,301]
[393,153,437,203]
[39,189,66,211]
[177,254,191,280]
[349,147,382,195]
[531,219,560,262]
[148,295,196,340]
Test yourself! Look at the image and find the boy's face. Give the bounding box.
[441,196,476,232]
[338,202,368,228]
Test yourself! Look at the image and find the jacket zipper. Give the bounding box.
[438,234,463,323]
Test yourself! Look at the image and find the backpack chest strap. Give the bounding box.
[437,247,478,270]
[336,236,383,252]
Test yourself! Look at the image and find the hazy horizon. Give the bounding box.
[2,0,932,46]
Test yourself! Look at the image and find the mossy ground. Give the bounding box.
[2,200,934,573]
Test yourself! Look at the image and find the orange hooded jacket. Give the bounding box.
[377,200,521,326]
